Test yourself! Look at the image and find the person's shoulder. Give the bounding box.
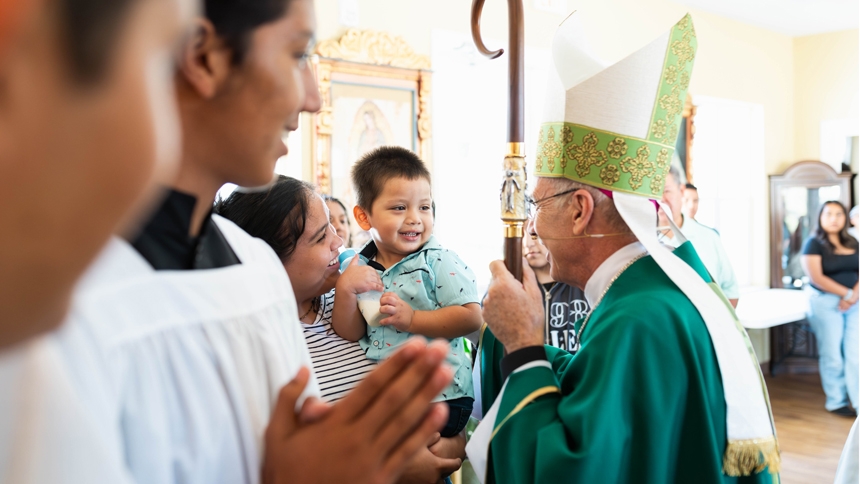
[801,236,824,255]
[686,218,721,241]
[212,214,280,263]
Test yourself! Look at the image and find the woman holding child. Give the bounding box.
[217,171,468,483]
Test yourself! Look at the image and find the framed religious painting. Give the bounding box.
[310,29,432,246]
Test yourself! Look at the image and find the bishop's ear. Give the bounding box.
[569,189,595,236]
[353,205,372,231]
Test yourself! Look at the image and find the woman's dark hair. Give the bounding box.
[60,0,138,84]
[814,200,858,252]
[205,0,295,64]
[215,175,315,261]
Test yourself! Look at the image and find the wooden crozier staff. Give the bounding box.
[471,0,527,281]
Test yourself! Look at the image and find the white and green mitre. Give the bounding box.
[537,13,780,476]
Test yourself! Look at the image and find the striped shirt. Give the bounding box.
[301,290,378,403]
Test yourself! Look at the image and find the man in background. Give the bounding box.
[660,166,740,307]
[683,183,699,220]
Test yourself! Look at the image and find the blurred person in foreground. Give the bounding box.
[58,0,452,483]
[659,165,739,307]
[469,13,778,483]
[0,0,195,481]
[801,201,858,417]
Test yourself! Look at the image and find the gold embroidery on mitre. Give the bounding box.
[656,148,670,170]
[600,164,621,185]
[620,145,655,190]
[664,65,678,85]
[666,123,679,145]
[679,71,690,90]
[671,34,694,64]
[539,126,561,172]
[651,119,667,140]
[607,138,629,159]
[659,92,683,118]
[561,125,574,144]
[568,132,608,176]
[650,173,664,195]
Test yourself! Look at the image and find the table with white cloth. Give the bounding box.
[736,287,812,375]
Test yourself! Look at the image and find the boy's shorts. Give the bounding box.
[441,396,474,437]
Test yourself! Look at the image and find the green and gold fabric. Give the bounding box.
[477,243,779,484]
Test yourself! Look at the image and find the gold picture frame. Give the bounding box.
[310,29,432,200]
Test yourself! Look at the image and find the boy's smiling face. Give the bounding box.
[355,176,434,267]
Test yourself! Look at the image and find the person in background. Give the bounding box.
[0,0,194,481]
[659,165,739,307]
[682,182,699,220]
[523,233,589,352]
[324,194,353,247]
[848,205,858,240]
[801,201,859,417]
[217,175,467,483]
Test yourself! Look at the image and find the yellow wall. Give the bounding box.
[793,29,860,165]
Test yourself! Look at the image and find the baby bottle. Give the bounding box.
[338,249,384,327]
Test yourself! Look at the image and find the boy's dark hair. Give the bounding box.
[205,0,295,64]
[214,175,316,261]
[351,146,431,210]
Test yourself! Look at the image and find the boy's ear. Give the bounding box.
[353,205,372,231]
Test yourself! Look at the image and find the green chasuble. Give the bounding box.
[478,242,779,484]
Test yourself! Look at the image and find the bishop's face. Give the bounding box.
[528,178,581,286]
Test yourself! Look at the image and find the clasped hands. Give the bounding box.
[263,338,457,484]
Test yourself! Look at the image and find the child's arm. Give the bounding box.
[379,293,482,339]
[332,257,384,342]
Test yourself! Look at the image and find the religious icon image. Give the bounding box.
[349,101,395,163]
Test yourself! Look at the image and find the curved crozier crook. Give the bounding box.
[471,0,504,59]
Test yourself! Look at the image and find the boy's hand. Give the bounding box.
[337,256,384,295]
[379,292,415,332]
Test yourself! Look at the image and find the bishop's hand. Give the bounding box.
[482,258,545,353]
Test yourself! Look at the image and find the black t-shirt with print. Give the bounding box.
[538,281,590,353]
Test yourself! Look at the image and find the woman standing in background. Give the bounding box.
[802,201,859,417]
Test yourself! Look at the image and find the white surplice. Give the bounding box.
[56,215,318,484]
[0,338,132,484]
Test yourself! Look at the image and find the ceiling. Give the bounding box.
[671,0,859,37]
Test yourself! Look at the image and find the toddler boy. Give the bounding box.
[332,146,482,437]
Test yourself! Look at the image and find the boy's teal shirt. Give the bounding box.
[347,235,479,401]
[478,242,779,484]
